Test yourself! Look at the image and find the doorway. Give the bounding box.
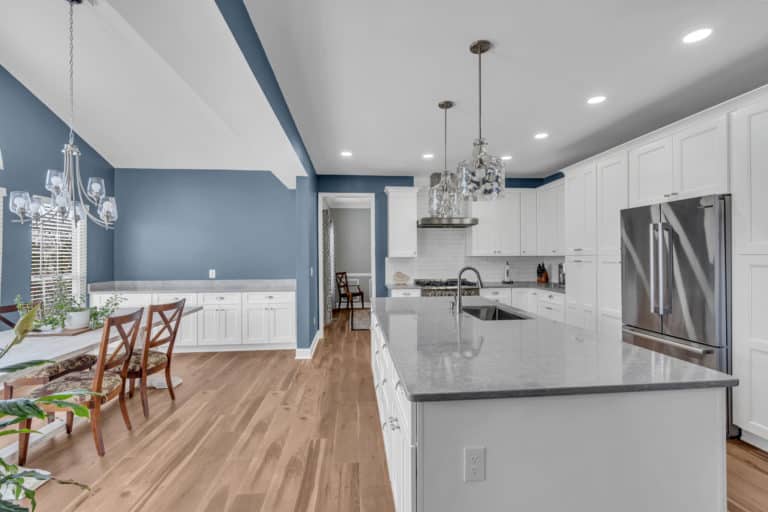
[317,193,376,332]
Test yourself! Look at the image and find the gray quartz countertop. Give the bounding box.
[386,281,565,293]
[88,279,296,293]
[372,296,737,402]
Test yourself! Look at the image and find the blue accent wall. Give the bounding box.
[317,175,415,298]
[506,172,564,189]
[0,65,114,304]
[113,169,296,281]
[295,175,318,349]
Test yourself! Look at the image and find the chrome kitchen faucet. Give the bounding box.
[453,266,484,315]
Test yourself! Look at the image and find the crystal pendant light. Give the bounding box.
[428,101,464,218]
[457,40,505,201]
[8,0,117,229]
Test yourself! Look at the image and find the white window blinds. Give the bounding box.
[30,204,87,309]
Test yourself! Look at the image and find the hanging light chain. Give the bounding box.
[478,50,482,140]
[68,0,75,144]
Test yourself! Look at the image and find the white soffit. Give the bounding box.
[0,0,305,188]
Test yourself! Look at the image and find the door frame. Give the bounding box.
[317,192,376,332]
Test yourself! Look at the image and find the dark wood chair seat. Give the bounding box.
[335,272,364,311]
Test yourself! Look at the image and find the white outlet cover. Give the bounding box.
[464,446,486,482]
[208,269,216,279]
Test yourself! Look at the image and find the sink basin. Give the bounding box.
[462,306,529,321]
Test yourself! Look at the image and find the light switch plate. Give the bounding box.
[208,269,216,279]
[464,447,486,482]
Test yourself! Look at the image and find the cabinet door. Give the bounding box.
[243,304,271,343]
[387,188,418,257]
[565,163,597,255]
[155,293,198,347]
[520,190,538,255]
[732,98,768,254]
[498,191,521,256]
[580,256,597,330]
[197,307,220,345]
[673,114,728,199]
[597,151,628,255]
[219,306,242,344]
[467,200,498,256]
[629,136,674,207]
[121,294,153,308]
[270,301,296,344]
[554,182,566,255]
[597,256,622,320]
[733,255,768,440]
[537,185,561,256]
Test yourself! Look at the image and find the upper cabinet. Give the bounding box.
[596,151,629,256]
[565,162,597,255]
[520,190,538,256]
[629,114,728,207]
[386,187,418,257]
[467,191,521,256]
[537,181,565,256]
[731,97,768,255]
[628,136,674,206]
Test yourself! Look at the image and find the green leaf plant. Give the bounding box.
[0,307,94,510]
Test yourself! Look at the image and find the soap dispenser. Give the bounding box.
[503,260,512,284]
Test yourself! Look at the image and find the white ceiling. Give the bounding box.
[246,0,768,177]
[0,0,306,188]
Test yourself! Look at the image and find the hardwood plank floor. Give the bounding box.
[16,311,768,511]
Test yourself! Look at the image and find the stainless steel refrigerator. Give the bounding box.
[620,194,737,436]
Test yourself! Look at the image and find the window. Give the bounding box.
[30,200,87,309]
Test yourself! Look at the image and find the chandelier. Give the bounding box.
[428,101,464,218]
[457,40,505,201]
[9,0,117,229]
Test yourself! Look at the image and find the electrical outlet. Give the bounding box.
[208,269,216,279]
[310,267,314,277]
[464,447,486,482]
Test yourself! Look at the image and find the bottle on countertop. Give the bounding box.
[503,260,512,284]
[537,263,549,284]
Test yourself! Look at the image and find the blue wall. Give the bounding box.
[317,175,415,298]
[0,65,115,304]
[505,172,564,189]
[113,169,296,281]
[295,175,318,349]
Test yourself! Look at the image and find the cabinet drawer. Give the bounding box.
[245,291,295,304]
[539,292,565,306]
[538,302,565,321]
[390,288,421,298]
[480,288,512,305]
[200,293,242,305]
[154,293,198,306]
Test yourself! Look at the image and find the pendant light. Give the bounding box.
[419,101,477,228]
[457,40,505,201]
[9,0,118,229]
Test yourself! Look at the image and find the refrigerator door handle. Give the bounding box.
[649,223,657,314]
[659,222,671,315]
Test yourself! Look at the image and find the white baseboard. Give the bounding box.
[296,329,322,359]
[741,430,768,453]
[175,343,295,353]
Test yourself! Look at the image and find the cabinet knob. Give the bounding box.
[388,417,400,431]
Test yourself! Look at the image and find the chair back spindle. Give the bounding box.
[92,308,144,394]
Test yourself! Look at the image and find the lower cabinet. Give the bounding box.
[198,304,242,346]
[155,293,198,347]
[538,292,565,322]
[480,287,512,306]
[242,292,297,346]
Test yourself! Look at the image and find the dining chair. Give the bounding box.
[1,302,97,401]
[335,272,364,311]
[125,299,185,418]
[18,308,144,464]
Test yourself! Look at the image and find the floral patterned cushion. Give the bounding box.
[30,370,123,404]
[25,354,98,380]
[127,350,168,372]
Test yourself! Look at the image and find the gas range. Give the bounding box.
[413,279,480,297]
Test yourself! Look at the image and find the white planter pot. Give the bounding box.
[65,310,90,330]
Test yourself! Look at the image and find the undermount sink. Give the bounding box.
[462,305,529,321]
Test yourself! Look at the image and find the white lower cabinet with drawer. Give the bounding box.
[390,288,421,298]
[479,287,512,306]
[89,288,296,352]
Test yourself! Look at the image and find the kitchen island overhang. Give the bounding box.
[371,296,736,512]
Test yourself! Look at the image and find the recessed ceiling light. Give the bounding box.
[340,151,352,157]
[682,28,712,44]
[534,132,549,140]
[501,155,512,161]
[587,95,607,105]
[422,153,434,160]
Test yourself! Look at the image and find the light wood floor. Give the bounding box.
[17,311,768,511]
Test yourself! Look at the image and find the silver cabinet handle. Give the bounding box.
[388,417,400,431]
[544,306,554,311]
[574,248,583,252]
[670,192,679,196]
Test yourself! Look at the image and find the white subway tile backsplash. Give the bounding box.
[386,229,564,284]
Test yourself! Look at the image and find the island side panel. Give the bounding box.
[418,389,726,512]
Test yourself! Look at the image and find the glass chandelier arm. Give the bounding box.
[73,154,100,208]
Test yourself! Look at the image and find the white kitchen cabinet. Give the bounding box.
[520,189,538,256]
[673,114,728,199]
[565,256,597,330]
[565,162,597,255]
[480,287,512,306]
[537,180,565,256]
[597,256,622,338]
[390,288,421,298]
[154,293,198,347]
[596,151,629,255]
[538,292,565,322]
[628,136,674,207]
[198,303,242,346]
[731,97,768,254]
[90,293,152,309]
[511,289,529,311]
[386,187,418,258]
[242,292,296,346]
[467,192,521,256]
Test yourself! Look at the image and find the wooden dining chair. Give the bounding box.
[1,302,97,401]
[125,299,185,418]
[335,272,364,311]
[19,308,144,464]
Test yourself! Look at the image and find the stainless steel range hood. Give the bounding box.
[418,172,478,228]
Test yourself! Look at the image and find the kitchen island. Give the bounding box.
[371,296,737,512]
